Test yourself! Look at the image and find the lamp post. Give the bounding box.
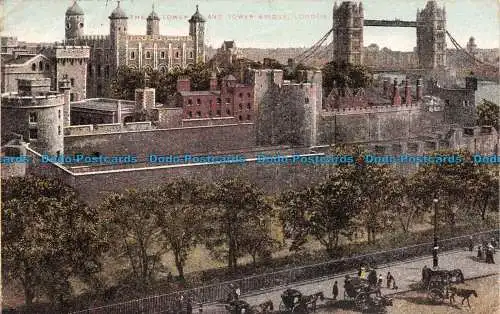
[432,198,439,268]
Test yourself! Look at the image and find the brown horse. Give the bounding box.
[449,286,478,308]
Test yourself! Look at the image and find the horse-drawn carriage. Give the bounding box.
[424,268,465,303]
[223,299,274,314]
[278,288,325,313]
[343,276,393,311]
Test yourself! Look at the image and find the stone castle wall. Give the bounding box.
[64,123,256,159]
[317,104,444,145]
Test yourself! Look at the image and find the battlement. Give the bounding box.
[322,103,422,115]
[127,35,192,42]
[80,35,109,41]
[1,93,65,107]
[417,1,446,20]
[55,46,90,59]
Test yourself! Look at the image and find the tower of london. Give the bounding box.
[64,1,206,98]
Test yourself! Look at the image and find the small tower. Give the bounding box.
[189,5,206,63]
[417,0,447,69]
[65,0,84,43]
[147,4,160,36]
[109,1,128,75]
[332,1,364,65]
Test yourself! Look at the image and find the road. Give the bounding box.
[204,249,499,312]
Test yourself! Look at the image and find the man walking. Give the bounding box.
[386,272,393,289]
[332,281,339,300]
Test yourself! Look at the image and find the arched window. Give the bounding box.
[305,97,309,104]
[247,103,251,109]
[175,51,179,58]
[188,99,193,105]
[130,51,135,60]
[196,98,201,105]
[189,51,193,58]
[79,22,84,28]
[39,61,43,71]
[32,63,36,71]
[146,51,151,59]
[239,115,242,121]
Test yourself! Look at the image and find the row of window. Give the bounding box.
[31,61,50,72]
[130,50,194,60]
[60,59,84,66]
[28,125,62,139]
[88,65,110,78]
[29,111,62,136]
[187,110,252,120]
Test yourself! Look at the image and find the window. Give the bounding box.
[188,111,192,118]
[247,115,251,120]
[160,51,166,59]
[118,27,121,31]
[130,51,135,59]
[58,126,61,135]
[225,98,230,104]
[189,51,193,58]
[196,111,201,117]
[146,51,151,59]
[247,103,251,109]
[45,64,50,71]
[70,93,75,101]
[29,112,37,123]
[79,22,84,28]
[247,93,251,97]
[70,78,75,87]
[216,109,221,116]
[175,51,179,58]
[39,61,43,71]
[226,109,231,115]
[188,99,193,105]
[216,98,221,105]
[239,115,242,121]
[304,97,309,104]
[32,63,36,71]
[58,110,61,119]
[197,98,201,105]
[29,128,38,139]
[239,93,243,98]
[239,103,243,110]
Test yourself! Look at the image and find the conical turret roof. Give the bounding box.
[189,5,206,23]
[66,1,84,16]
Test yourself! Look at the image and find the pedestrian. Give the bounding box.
[358,266,362,277]
[491,237,497,250]
[360,267,367,279]
[392,278,398,290]
[477,245,483,260]
[167,271,173,282]
[332,281,338,300]
[235,286,241,300]
[368,269,377,287]
[386,272,393,289]
[378,274,383,287]
[468,236,474,252]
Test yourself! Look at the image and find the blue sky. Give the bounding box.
[2,0,498,50]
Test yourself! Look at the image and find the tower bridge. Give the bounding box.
[291,0,498,82]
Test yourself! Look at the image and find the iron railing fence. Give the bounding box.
[71,229,498,314]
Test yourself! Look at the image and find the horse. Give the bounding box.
[449,286,478,308]
[299,291,325,312]
[249,300,274,313]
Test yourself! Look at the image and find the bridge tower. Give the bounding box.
[417,1,447,69]
[332,1,364,65]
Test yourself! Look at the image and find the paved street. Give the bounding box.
[206,249,499,311]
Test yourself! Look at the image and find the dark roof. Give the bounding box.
[109,1,127,19]
[1,54,39,65]
[189,5,206,23]
[66,1,84,16]
[147,5,160,20]
[71,99,135,112]
[224,41,235,49]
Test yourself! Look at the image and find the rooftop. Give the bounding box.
[179,91,221,97]
[71,98,135,112]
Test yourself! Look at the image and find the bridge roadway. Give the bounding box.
[204,249,499,311]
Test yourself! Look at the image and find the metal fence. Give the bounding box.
[71,229,498,314]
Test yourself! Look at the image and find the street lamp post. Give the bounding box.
[432,198,439,268]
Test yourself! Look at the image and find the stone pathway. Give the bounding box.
[205,249,499,312]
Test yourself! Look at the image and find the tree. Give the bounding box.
[1,176,106,309]
[205,178,274,270]
[477,99,499,129]
[390,176,421,233]
[321,61,372,97]
[154,179,212,281]
[279,166,363,256]
[109,66,145,100]
[99,189,164,287]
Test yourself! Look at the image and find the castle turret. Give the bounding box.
[392,79,401,106]
[147,4,160,36]
[65,0,84,43]
[417,0,447,69]
[109,1,128,77]
[404,79,412,105]
[332,1,364,65]
[209,72,218,91]
[189,5,206,63]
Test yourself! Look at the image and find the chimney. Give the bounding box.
[383,79,389,97]
[392,79,401,106]
[416,78,423,102]
[176,77,191,92]
[405,79,412,105]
